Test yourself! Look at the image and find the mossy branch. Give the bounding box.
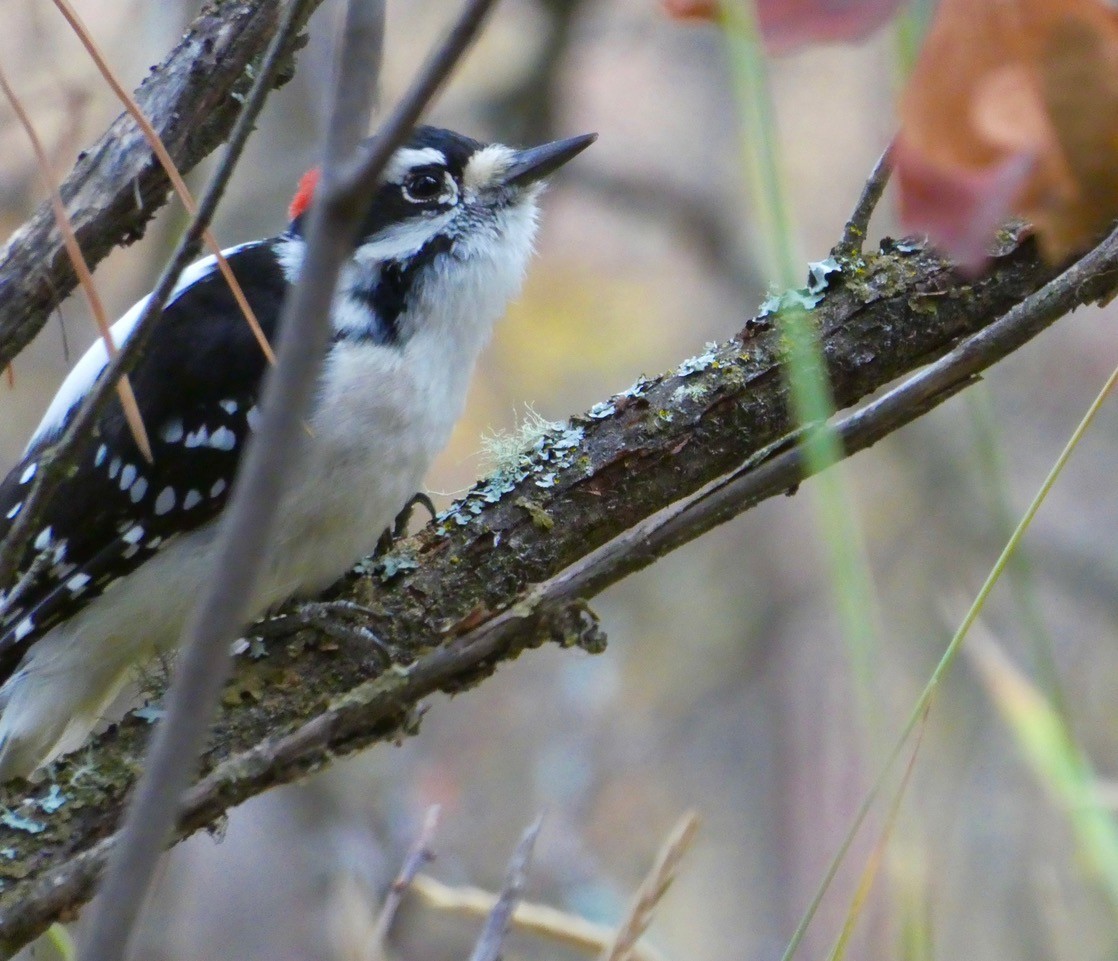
[1,219,1115,952]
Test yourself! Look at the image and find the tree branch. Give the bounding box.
[0,0,326,369]
[0,217,1112,952]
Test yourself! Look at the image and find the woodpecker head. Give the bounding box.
[285,126,596,347]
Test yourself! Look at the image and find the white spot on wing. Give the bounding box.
[155,487,176,515]
[219,399,238,415]
[109,457,121,479]
[182,489,202,510]
[26,241,265,448]
[6,502,21,520]
[245,408,261,432]
[95,444,107,467]
[119,463,137,491]
[122,525,145,544]
[13,616,33,642]
[33,527,52,550]
[208,427,236,451]
[210,479,227,498]
[66,572,91,593]
[130,477,148,502]
[19,463,36,485]
[184,427,209,448]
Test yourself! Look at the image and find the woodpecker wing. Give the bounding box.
[0,239,295,680]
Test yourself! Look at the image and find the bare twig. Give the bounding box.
[835,140,894,259]
[468,816,544,961]
[0,0,316,592]
[599,812,698,961]
[0,0,323,368]
[412,874,673,961]
[0,64,151,462]
[51,0,276,366]
[79,0,506,955]
[372,804,441,949]
[333,0,500,205]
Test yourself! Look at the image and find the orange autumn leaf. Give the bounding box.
[897,0,1118,270]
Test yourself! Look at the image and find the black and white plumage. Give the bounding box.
[0,125,595,779]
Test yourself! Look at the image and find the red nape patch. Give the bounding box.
[288,167,320,220]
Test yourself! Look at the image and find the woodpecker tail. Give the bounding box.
[0,638,136,781]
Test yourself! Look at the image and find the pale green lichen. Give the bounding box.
[676,342,720,377]
[437,417,586,532]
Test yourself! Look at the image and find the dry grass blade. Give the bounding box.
[411,875,672,961]
[599,811,700,961]
[0,64,152,462]
[467,815,544,961]
[51,0,277,366]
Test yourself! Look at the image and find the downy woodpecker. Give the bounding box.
[0,125,596,780]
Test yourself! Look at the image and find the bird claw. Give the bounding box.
[255,599,396,668]
[376,492,438,555]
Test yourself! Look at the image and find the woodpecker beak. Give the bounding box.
[502,133,598,188]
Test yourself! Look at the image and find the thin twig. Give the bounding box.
[333,0,501,206]
[835,139,894,259]
[0,0,323,369]
[468,815,544,961]
[78,0,508,955]
[372,804,441,948]
[411,875,673,961]
[0,64,152,462]
[599,812,699,961]
[0,0,315,592]
[51,0,276,366]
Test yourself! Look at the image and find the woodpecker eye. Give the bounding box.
[403,170,448,203]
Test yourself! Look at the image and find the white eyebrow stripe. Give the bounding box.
[462,144,514,193]
[382,147,447,183]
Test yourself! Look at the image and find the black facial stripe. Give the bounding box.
[338,232,455,346]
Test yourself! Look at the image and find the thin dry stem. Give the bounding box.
[372,804,441,951]
[599,812,700,961]
[468,815,543,961]
[835,139,894,259]
[51,0,277,367]
[0,62,152,462]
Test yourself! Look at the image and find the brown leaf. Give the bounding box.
[898,0,1118,268]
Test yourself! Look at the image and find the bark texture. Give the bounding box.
[0,228,1108,954]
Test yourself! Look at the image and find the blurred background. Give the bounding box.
[5,1,1118,959]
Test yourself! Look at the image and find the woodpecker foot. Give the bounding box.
[376,492,438,555]
[256,599,395,668]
